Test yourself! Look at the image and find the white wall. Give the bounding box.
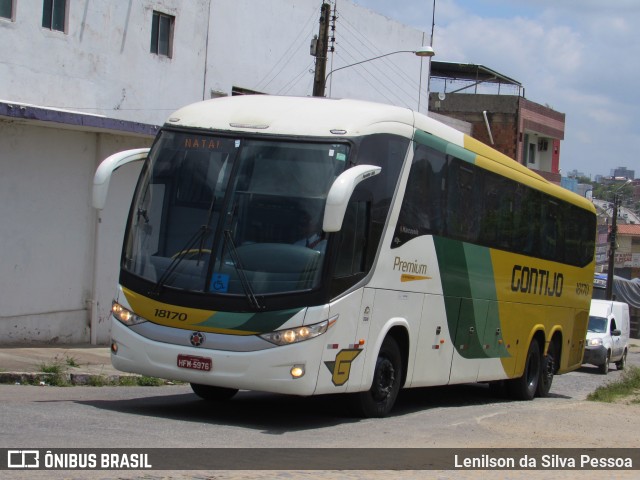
[0,0,210,126]
[0,120,150,344]
[1,1,431,123]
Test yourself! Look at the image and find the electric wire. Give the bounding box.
[331,9,427,108]
[333,47,409,107]
[334,32,418,107]
[254,7,318,93]
[275,61,316,96]
[339,11,425,92]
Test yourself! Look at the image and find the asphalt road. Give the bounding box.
[1,349,638,479]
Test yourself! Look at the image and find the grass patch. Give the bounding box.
[116,376,139,387]
[39,361,64,374]
[136,376,165,387]
[65,356,80,368]
[87,375,112,387]
[38,360,70,386]
[587,366,640,403]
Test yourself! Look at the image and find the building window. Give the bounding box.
[0,0,15,20]
[150,11,174,57]
[42,0,66,32]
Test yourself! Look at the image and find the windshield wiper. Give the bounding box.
[151,225,212,296]
[151,196,218,296]
[223,230,263,310]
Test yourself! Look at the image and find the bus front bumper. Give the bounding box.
[110,319,324,396]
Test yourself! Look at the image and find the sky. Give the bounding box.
[350,0,640,180]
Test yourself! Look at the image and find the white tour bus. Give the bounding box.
[93,95,596,417]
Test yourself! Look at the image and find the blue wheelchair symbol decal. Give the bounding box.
[210,273,230,292]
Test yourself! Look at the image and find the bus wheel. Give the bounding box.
[507,339,541,401]
[190,383,238,401]
[536,341,557,398]
[348,336,402,418]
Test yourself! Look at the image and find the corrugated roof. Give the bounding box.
[430,61,522,87]
[617,224,640,236]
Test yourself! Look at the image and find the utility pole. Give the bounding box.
[605,195,619,300]
[312,3,331,97]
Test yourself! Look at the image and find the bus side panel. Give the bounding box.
[314,289,365,395]
[567,307,589,371]
[351,288,423,393]
[489,248,593,377]
[409,293,456,387]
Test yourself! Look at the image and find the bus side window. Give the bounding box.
[539,198,560,260]
[446,159,482,243]
[392,144,447,248]
[334,200,369,277]
[512,185,538,255]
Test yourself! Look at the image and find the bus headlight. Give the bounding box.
[259,316,337,346]
[111,301,147,326]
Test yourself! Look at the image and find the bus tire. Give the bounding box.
[348,336,402,418]
[536,340,557,398]
[190,383,238,401]
[507,339,541,401]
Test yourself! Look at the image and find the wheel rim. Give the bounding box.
[542,354,555,385]
[526,350,540,388]
[371,356,396,402]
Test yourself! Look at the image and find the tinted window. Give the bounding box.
[393,141,595,267]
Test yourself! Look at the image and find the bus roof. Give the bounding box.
[165,95,594,212]
[166,95,418,139]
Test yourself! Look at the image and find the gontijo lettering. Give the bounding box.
[511,265,563,297]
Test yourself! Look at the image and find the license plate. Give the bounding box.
[177,354,212,372]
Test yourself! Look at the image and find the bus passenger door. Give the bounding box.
[477,301,511,381]
[449,298,488,384]
[409,293,456,387]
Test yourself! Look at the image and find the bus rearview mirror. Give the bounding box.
[323,165,381,232]
[92,148,150,210]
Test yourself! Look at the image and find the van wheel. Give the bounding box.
[348,336,402,418]
[537,341,557,397]
[615,349,627,371]
[598,351,610,375]
[190,383,238,401]
[507,339,540,400]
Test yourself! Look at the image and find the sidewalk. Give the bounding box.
[0,344,136,385]
[2,339,640,386]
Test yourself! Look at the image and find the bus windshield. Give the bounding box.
[123,130,349,297]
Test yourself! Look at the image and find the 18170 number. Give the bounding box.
[154,309,188,321]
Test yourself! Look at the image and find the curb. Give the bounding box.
[0,371,142,386]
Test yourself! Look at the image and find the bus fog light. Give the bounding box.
[290,365,305,378]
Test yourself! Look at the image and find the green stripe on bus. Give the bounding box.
[413,129,451,153]
[434,238,509,359]
[434,237,485,358]
[414,129,477,165]
[197,308,303,333]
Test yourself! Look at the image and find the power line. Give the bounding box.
[254,7,318,92]
[335,32,418,106]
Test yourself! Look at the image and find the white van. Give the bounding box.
[583,300,630,374]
